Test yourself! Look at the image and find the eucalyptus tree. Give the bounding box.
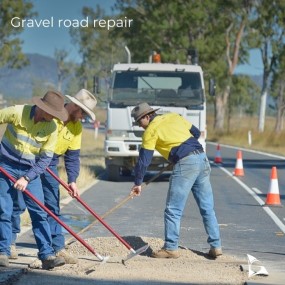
[113,0,255,131]
[0,0,35,69]
[270,46,285,133]
[250,0,285,132]
[202,0,255,130]
[70,5,126,91]
[113,0,215,63]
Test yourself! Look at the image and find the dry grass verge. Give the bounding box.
[207,115,285,156]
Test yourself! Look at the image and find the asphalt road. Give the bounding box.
[60,142,285,272]
[1,142,285,284]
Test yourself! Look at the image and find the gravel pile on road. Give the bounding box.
[47,236,265,284]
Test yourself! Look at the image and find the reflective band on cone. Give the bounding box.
[234,150,244,176]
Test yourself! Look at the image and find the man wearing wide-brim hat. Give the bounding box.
[0,90,68,270]
[130,102,222,260]
[11,89,97,266]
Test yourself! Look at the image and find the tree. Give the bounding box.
[113,0,253,131]
[65,76,81,96]
[231,75,260,116]
[54,48,73,92]
[0,0,35,69]
[251,0,285,132]
[202,0,255,131]
[70,5,126,93]
[270,46,285,133]
[113,0,216,63]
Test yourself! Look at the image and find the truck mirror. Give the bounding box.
[209,78,216,96]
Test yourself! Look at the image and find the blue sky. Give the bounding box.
[19,0,116,63]
[235,49,263,75]
[18,0,263,75]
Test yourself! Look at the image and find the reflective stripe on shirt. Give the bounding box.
[0,105,57,179]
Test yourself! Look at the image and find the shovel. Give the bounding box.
[47,167,149,264]
[0,167,108,263]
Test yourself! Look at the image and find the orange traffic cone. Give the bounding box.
[233,150,244,176]
[214,144,222,163]
[264,167,282,207]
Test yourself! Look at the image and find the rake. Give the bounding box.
[0,167,109,263]
[47,167,149,264]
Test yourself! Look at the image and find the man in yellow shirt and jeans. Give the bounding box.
[11,89,97,265]
[130,102,222,259]
[0,91,68,269]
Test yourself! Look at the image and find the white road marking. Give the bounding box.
[212,162,285,234]
[252,187,262,194]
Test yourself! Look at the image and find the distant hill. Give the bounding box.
[0,53,58,100]
[0,53,263,103]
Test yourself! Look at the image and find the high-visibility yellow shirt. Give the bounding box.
[54,119,82,155]
[134,112,202,185]
[142,113,193,160]
[50,119,82,183]
[0,105,57,180]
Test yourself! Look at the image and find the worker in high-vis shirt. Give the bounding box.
[11,89,97,265]
[130,102,222,259]
[0,91,68,270]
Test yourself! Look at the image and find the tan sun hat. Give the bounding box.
[32,90,69,121]
[131,102,159,122]
[65,89,97,121]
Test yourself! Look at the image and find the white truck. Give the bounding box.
[104,51,215,181]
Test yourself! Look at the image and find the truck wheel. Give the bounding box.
[107,165,121,181]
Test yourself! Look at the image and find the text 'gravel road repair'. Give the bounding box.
[10,16,133,30]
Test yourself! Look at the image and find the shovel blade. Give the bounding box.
[122,244,149,264]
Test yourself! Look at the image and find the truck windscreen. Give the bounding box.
[110,71,204,108]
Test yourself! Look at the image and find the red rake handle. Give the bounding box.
[0,167,102,260]
[47,167,133,251]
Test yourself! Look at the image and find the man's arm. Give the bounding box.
[64,149,80,197]
[190,124,201,139]
[131,148,153,196]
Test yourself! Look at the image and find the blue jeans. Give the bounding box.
[0,159,55,260]
[164,152,221,250]
[11,187,26,243]
[11,165,65,253]
[41,165,65,253]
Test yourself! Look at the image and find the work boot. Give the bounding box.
[0,254,9,267]
[41,255,65,270]
[56,249,78,264]
[208,248,223,258]
[151,248,179,259]
[9,244,18,260]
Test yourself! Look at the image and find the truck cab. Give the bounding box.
[105,62,208,181]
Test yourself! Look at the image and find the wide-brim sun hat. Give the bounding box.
[32,90,69,121]
[65,89,97,121]
[131,102,159,122]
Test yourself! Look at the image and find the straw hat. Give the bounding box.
[32,91,69,121]
[65,89,97,121]
[131,102,159,122]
